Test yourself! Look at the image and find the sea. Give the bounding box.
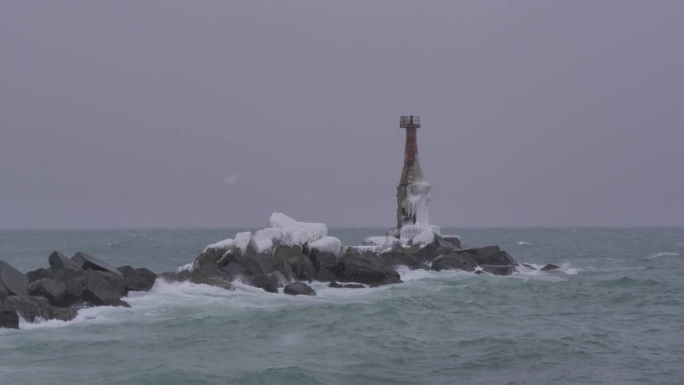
[1,227,683,385]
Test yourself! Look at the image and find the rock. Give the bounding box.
[252,253,280,275]
[193,248,225,270]
[71,252,122,276]
[54,268,87,305]
[0,260,28,296]
[329,282,365,289]
[0,310,19,329]
[309,250,338,270]
[100,271,126,296]
[305,249,338,282]
[223,262,247,278]
[479,264,515,276]
[431,253,478,272]
[0,283,7,299]
[541,264,560,271]
[158,270,190,283]
[283,281,316,296]
[521,263,537,270]
[48,251,81,273]
[273,243,316,282]
[441,235,462,249]
[244,274,279,293]
[0,296,77,323]
[117,265,135,276]
[314,266,337,282]
[28,278,67,306]
[0,296,42,322]
[218,250,277,276]
[331,249,402,285]
[121,267,157,292]
[189,264,233,290]
[405,242,442,264]
[380,251,426,270]
[83,270,126,307]
[26,268,55,283]
[455,246,511,265]
[481,251,517,266]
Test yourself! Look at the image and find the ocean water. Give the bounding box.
[1,227,683,385]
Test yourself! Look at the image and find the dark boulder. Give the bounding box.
[283,281,316,296]
[83,270,127,307]
[0,260,28,296]
[117,265,135,276]
[331,248,402,285]
[273,243,315,282]
[223,262,247,278]
[158,270,190,283]
[479,264,515,276]
[541,264,560,271]
[431,253,478,272]
[48,251,81,273]
[314,267,337,282]
[72,252,122,276]
[380,251,426,270]
[405,242,442,264]
[119,267,158,292]
[189,264,234,290]
[0,296,77,323]
[244,274,279,293]
[441,235,462,249]
[26,268,55,284]
[28,278,67,306]
[54,268,87,305]
[218,250,278,277]
[100,271,126,297]
[306,249,338,282]
[0,310,19,329]
[454,246,516,265]
[193,248,226,269]
[329,282,365,289]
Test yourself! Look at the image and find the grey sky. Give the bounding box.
[1,1,683,228]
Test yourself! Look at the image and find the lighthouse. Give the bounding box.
[389,115,432,238]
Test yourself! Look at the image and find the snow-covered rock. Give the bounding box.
[309,236,341,256]
[267,212,328,245]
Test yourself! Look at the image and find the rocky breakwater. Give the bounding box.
[0,251,157,329]
[160,213,559,296]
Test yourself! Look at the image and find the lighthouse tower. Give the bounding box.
[389,115,432,238]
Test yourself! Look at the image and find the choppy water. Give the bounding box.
[1,228,684,384]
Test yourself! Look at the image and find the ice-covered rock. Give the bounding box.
[203,238,235,252]
[267,212,327,245]
[309,236,341,256]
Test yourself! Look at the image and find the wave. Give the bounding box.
[646,252,680,260]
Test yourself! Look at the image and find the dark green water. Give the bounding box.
[1,228,683,384]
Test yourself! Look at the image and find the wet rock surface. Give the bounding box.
[2,231,558,329]
[1,252,157,329]
[284,281,316,296]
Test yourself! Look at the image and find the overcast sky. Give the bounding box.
[1,1,683,228]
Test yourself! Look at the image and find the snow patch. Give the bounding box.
[234,232,257,255]
[267,212,327,245]
[309,236,342,256]
[203,238,235,252]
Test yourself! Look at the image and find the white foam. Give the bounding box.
[176,263,193,273]
[646,252,681,259]
[518,241,531,245]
